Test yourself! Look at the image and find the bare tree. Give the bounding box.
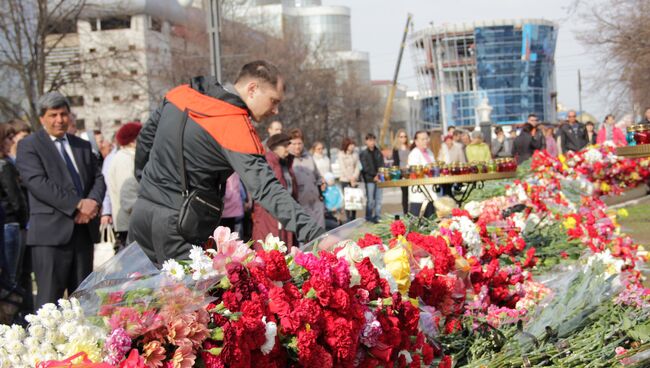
[0,0,85,128]
[574,0,650,116]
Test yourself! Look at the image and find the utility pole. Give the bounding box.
[433,32,447,132]
[379,14,412,147]
[578,69,583,121]
[207,0,222,81]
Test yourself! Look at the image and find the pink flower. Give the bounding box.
[105,328,132,366]
[119,349,146,368]
[142,341,166,368]
[615,346,627,355]
[170,343,196,368]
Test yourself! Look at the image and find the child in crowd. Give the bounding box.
[322,173,344,230]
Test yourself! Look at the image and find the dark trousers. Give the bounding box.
[340,182,357,221]
[409,202,435,218]
[129,198,189,265]
[401,187,409,215]
[31,225,93,310]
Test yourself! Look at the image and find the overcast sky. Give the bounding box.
[322,0,607,120]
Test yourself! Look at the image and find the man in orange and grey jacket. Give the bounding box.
[130,60,324,263]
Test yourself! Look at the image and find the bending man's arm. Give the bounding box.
[223,149,325,243]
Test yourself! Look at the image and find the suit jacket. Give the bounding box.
[15,129,106,246]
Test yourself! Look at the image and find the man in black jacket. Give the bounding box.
[359,133,383,223]
[131,61,324,263]
[558,110,588,153]
[16,92,105,308]
[513,123,543,163]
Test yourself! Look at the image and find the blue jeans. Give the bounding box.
[365,182,382,222]
[3,223,20,285]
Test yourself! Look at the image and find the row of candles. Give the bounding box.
[378,158,518,182]
[627,124,650,146]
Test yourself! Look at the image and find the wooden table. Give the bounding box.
[616,144,650,159]
[378,171,518,206]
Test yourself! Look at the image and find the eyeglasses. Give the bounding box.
[399,135,407,138]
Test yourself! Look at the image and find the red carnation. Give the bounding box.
[390,220,407,237]
[259,250,291,281]
[357,233,383,248]
[438,355,452,368]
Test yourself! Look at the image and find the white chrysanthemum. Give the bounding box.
[189,245,205,261]
[259,233,287,253]
[162,259,186,280]
[59,322,77,338]
[5,325,26,341]
[464,201,483,218]
[261,317,277,355]
[584,148,603,164]
[27,325,45,339]
[191,262,217,281]
[61,307,76,321]
[506,183,529,202]
[450,215,482,256]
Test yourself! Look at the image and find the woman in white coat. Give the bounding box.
[407,131,437,217]
[107,122,142,246]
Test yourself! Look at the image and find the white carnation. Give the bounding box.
[260,317,277,355]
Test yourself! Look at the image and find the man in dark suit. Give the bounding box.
[15,92,105,309]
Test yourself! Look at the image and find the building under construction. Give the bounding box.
[409,19,558,129]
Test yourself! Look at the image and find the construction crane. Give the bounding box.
[379,13,412,147]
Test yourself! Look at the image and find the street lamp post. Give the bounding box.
[476,98,493,146]
[177,0,222,81]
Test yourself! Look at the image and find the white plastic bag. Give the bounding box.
[343,186,366,211]
[93,223,115,270]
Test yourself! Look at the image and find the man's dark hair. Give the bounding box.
[447,126,455,132]
[93,129,102,135]
[365,133,376,140]
[289,128,303,140]
[528,113,538,119]
[494,126,503,134]
[452,130,462,137]
[521,123,534,133]
[585,121,594,127]
[235,60,281,87]
[38,91,70,117]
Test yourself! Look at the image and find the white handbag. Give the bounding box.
[343,187,366,211]
[93,223,116,270]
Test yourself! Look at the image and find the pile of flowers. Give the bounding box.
[1,143,649,367]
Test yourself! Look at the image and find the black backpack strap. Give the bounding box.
[178,108,190,197]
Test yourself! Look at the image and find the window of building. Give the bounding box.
[91,72,99,78]
[132,94,140,100]
[89,18,99,31]
[111,71,118,77]
[69,96,84,107]
[128,44,136,51]
[114,120,122,126]
[113,96,120,102]
[47,19,77,35]
[75,119,86,130]
[108,46,117,52]
[93,97,100,103]
[89,48,96,53]
[130,70,138,76]
[100,16,131,31]
[150,17,163,32]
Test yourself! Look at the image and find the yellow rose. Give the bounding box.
[384,246,411,295]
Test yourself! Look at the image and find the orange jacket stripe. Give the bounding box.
[165,85,265,155]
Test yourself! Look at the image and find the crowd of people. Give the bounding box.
[1,56,649,326]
